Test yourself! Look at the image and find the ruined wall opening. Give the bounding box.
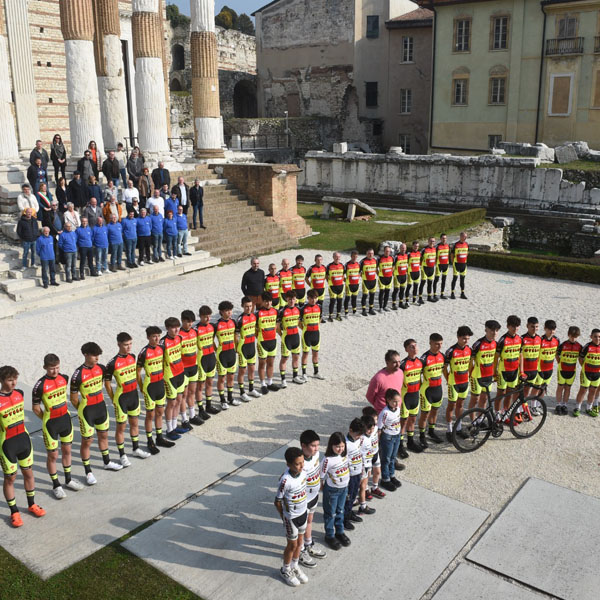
[172,44,185,71]
[233,79,258,118]
[170,77,183,92]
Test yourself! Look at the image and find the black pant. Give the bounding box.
[53,162,66,183]
[138,236,151,262]
[79,247,95,277]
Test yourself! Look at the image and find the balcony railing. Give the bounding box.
[545,37,584,56]
[595,35,600,53]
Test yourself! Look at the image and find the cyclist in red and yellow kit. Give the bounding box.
[196,305,218,416]
[105,332,150,469]
[408,240,422,305]
[326,251,345,322]
[418,333,445,447]
[344,250,361,316]
[236,296,261,402]
[521,317,542,403]
[532,320,559,414]
[215,300,239,409]
[399,339,424,455]
[391,243,408,310]
[306,254,327,317]
[419,237,438,303]
[300,289,325,381]
[265,263,281,309]
[494,315,522,414]
[1,365,45,527]
[555,326,582,414]
[360,248,378,316]
[469,320,500,410]
[257,292,280,395]
[291,255,307,307]
[433,233,450,300]
[377,245,394,312]
[450,231,469,300]
[180,310,204,426]
[278,290,304,387]
[574,328,600,417]
[278,258,293,298]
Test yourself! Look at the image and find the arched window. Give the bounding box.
[170,78,183,92]
[172,44,185,71]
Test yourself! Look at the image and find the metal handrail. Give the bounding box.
[225,133,290,150]
[545,37,584,56]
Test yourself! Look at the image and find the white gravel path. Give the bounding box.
[1,249,598,515]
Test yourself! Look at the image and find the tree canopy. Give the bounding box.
[166,3,191,28]
[215,5,255,36]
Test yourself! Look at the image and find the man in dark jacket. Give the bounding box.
[101,151,121,187]
[67,171,87,209]
[29,140,49,169]
[190,179,205,229]
[151,161,170,191]
[27,157,47,193]
[16,208,39,269]
[241,257,265,312]
[77,150,99,183]
[171,176,190,215]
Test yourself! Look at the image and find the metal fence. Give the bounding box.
[224,134,290,151]
[545,37,584,56]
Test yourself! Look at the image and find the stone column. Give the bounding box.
[132,0,169,153]
[190,1,225,158]
[0,2,18,159]
[94,0,129,150]
[59,0,105,156]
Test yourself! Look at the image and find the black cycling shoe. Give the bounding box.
[368,308,376,316]
[419,433,429,449]
[199,408,211,420]
[460,292,468,300]
[428,429,444,443]
[267,383,280,392]
[349,511,363,523]
[380,480,396,492]
[343,519,355,531]
[397,443,409,460]
[206,403,221,415]
[325,536,342,551]
[445,431,453,442]
[457,428,470,439]
[357,505,376,515]
[147,440,160,455]
[189,415,204,426]
[155,435,175,448]
[390,477,402,488]
[335,533,351,547]
[407,437,424,453]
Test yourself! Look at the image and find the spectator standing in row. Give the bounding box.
[150,205,164,263]
[36,227,58,288]
[176,204,191,257]
[55,177,68,213]
[88,141,101,175]
[165,191,179,217]
[92,217,109,275]
[67,171,87,209]
[172,176,189,215]
[27,157,47,193]
[77,217,96,279]
[123,179,139,209]
[102,151,121,188]
[103,180,118,205]
[58,222,78,282]
[139,167,152,210]
[127,147,144,186]
[43,200,63,264]
[63,202,81,230]
[122,209,138,268]
[163,209,178,259]
[103,195,122,223]
[16,208,38,269]
[129,198,140,218]
[190,179,205,229]
[29,139,49,170]
[241,257,265,311]
[17,184,39,217]
[151,161,170,191]
[160,183,170,200]
[36,182,53,218]
[137,207,152,265]
[147,188,164,216]
[50,134,67,183]
[86,176,102,207]
[107,214,124,272]
[78,150,98,183]
[115,142,128,188]
[82,197,101,228]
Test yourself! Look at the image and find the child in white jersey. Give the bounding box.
[357,414,377,516]
[299,430,327,568]
[343,418,366,531]
[362,405,385,499]
[320,431,350,551]
[377,388,402,492]
[275,447,309,587]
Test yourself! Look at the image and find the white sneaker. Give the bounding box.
[230,398,241,406]
[104,460,123,471]
[280,379,288,389]
[103,269,110,275]
[133,448,151,459]
[86,472,97,485]
[139,261,144,266]
[240,392,251,402]
[53,486,67,499]
[313,372,325,380]
[280,567,300,587]
[299,548,317,568]
[300,374,308,383]
[220,401,229,410]
[65,479,84,491]
[292,376,304,384]
[249,389,261,398]
[120,455,131,468]
[97,270,102,276]
[292,566,309,584]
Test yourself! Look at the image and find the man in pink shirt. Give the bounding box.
[366,350,404,414]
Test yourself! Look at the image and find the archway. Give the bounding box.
[233,80,258,118]
[172,44,185,71]
[170,78,183,92]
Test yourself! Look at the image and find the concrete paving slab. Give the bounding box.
[433,564,542,600]
[0,427,245,579]
[123,444,488,600]
[468,478,600,600]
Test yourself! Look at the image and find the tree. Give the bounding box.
[237,14,255,36]
[166,3,190,28]
[215,6,238,30]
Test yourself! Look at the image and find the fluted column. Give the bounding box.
[0,2,18,159]
[191,1,224,158]
[94,0,129,150]
[132,0,169,153]
[59,0,105,156]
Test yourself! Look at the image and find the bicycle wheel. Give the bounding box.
[452,408,492,453]
[509,396,547,439]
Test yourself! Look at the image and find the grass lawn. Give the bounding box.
[297,203,441,251]
[509,246,561,257]
[0,539,200,600]
[536,159,600,171]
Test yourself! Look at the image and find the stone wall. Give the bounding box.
[562,170,600,191]
[300,151,600,216]
[169,92,193,139]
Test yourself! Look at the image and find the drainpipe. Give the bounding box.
[535,2,548,144]
[428,3,437,152]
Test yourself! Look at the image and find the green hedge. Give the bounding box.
[355,208,486,253]
[469,251,600,285]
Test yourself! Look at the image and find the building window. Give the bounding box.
[488,135,502,149]
[548,73,573,116]
[491,16,509,50]
[367,15,379,39]
[400,89,412,114]
[373,121,383,136]
[399,134,411,154]
[454,18,471,52]
[489,77,506,104]
[452,78,469,105]
[402,36,414,62]
[593,70,600,108]
[557,15,577,38]
[366,82,378,107]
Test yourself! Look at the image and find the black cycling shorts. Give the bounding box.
[45,413,73,443]
[146,380,166,401]
[403,391,420,411]
[201,353,217,373]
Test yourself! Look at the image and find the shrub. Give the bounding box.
[355,208,486,253]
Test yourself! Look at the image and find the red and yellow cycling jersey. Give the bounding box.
[408,251,421,273]
[394,254,408,277]
[452,241,469,265]
[291,266,306,290]
[326,262,345,287]
[377,256,394,279]
[179,326,199,369]
[521,333,542,372]
[445,344,472,385]
[421,247,436,269]
[471,337,497,379]
[538,335,559,373]
[278,269,293,295]
[159,335,184,379]
[420,351,444,387]
[215,318,236,351]
[496,333,522,373]
[557,340,582,373]
[360,257,378,281]
[256,307,278,342]
[436,243,450,266]
[32,374,69,419]
[196,323,216,356]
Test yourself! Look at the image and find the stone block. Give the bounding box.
[492,217,515,227]
[534,143,555,162]
[332,142,348,154]
[491,148,506,155]
[379,240,403,255]
[555,144,578,164]
[587,149,600,162]
[569,141,589,158]
[582,224,595,233]
[321,196,376,219]
[388,146,404,155]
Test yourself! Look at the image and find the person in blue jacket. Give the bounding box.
[107,213,124,272]
[163,209,178,259]
[92,216,109,275]
[136,207,152,265]
[150,204,164,263]
[36,226,59,288]
[164,191,179,217]
[76,216,97,279]
[122,209,138,268]
[58,222,78,283]
[175,204,192,258]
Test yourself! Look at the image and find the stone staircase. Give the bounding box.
[172,165,300,264]
[0,158,31,215]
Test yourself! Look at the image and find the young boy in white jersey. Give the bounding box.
[343,418,366,531]
[298,430,327,568]
[362,405,385,499]
[357,414,377,516]
[275,447,309,587]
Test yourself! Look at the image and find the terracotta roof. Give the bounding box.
[389,8,434,22]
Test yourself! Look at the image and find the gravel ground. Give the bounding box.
[1,249,598,516]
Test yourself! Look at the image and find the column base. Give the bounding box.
[195,148,225,159]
